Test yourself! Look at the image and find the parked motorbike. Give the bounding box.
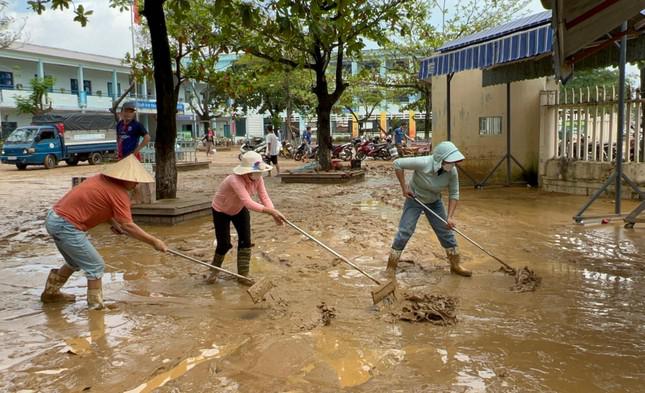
[238,139,267,160]
[238,137,266,158]
[293,142,318,161]
[355,138,398,160]
[279,141,294,159]
[331,142,354,161]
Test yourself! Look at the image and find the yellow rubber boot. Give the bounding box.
[40,269,76,303]
[87,288,105,310]
[446,247,472,277]
[385,249,402,276]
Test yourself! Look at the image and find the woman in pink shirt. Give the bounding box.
[208,151,285,282]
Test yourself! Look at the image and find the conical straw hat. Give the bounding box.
[102,155,154,183]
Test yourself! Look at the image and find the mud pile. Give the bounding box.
[510,266,541,292]
[317,302,336,326]
[393,292,458,325]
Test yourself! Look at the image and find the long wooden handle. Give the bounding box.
[284,219,381,285]
[167,249,254,283]
[413,197,515,272]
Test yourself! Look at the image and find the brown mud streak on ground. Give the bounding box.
[1,151,645,392]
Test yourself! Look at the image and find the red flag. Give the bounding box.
[133,0,141,25]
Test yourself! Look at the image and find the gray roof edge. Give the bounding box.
[439,10,552,53]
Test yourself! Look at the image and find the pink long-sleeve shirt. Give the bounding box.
[211,174,274,215]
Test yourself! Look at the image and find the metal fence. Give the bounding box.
[140,140,199,172]
[554,86,644,163]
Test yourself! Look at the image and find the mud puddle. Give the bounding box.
[0,152,644,392]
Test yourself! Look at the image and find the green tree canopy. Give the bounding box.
[211,0,415,169]
[227,55,316,130]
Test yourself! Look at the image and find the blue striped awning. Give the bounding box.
[419,11,553,80]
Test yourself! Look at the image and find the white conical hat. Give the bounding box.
[233,151,272,175]
[102,155,154,183]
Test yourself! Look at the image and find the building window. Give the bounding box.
[0,71,14,88]
[479,116,502,136]
[71,79,93,95]
[108,82,121,97]
[83,80,92,95]
[360,60,379,71]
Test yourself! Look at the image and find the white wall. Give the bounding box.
[0,58,38,88]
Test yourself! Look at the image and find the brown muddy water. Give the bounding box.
[0,151,644,392]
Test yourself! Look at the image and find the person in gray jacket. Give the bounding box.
[386,141,471,277]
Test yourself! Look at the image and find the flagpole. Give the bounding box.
[130,0,138,101]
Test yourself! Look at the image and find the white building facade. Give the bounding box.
[0,42,197,140]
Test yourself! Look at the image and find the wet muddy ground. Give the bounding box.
[0,150,643,392]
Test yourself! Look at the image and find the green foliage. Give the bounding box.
[211,0,415,168]
[560,68,621,90]
[14,76,55,115]
[336,67,398,130]
[227,55,316,120]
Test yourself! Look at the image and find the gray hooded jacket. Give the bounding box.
[392,141,464,203]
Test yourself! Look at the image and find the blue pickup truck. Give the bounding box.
[0,113,117,170]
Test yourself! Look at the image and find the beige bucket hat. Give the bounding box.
[233,151,272,175]
[102,155,154,183]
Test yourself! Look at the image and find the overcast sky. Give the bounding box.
[8,0,134,59]
[7,0,547,59]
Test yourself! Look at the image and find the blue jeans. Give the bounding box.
[391,197,457,251]
[45,210,105,279]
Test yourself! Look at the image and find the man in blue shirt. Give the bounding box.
[393,123,413,156]
[302,126,313,156]
[117,101,150,161]
[303,126,312,144]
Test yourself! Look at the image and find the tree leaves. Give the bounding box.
[72,5,93,27]
[14,76,56,115]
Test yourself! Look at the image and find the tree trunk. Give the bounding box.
[316,98,333,170]
[641,64,645,96]
[424,86,432,141]
[144,0,177,199]
[313,58,334,171]
[636,62,645,154]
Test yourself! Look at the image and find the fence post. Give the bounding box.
[539,90,557,181]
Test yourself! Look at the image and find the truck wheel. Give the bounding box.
[44,154,58,169]
[15,163,27,170]
[88,152,102,165]
[65,157,79,166]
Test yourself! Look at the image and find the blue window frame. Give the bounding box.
[0,71,14,89]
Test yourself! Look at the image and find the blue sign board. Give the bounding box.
[135,100,184,112]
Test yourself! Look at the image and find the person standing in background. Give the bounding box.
[116,101,150,161]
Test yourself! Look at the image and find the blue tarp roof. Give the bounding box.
[419,11,553,80]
